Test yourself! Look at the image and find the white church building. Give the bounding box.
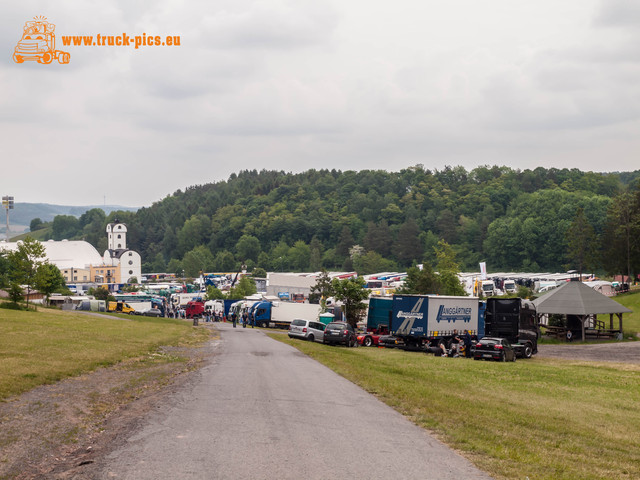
[0,220,142,288]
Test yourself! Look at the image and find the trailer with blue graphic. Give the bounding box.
[390,294,484,351]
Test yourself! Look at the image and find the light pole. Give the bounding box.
[2,196,14,241]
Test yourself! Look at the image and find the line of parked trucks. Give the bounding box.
[361,295,539,358]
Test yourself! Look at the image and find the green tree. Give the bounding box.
[228,275,257,299]
[397,264,442,295]
[183,245,215,277]
[251,267,267,278]
[35,263,66,305]
[601,191,640,282]
[310,269,333,310]
[88,286,114,302]
[289,241,311,271]
[394,218,423,267]
[51,215,80,240]
[206,285,225,300]
[6,237,47,310]
[353,251,398,275]
[565,207,598,277]
[214,250,236,272]
[331,276,369,328]
[167,258,183,277]
[30,218,44,231]
[236,235,261,262]
[435,239,466,296]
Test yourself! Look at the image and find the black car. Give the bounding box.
[473,337,516,362]
[323,322,358,347]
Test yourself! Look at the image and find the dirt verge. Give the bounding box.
[0,325,220,480]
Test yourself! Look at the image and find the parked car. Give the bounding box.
[323,322,358,347]
[473,337,516,362]
[288,319,325,343]
[142,307,162,317]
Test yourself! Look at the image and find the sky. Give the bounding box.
[2,0,639,208]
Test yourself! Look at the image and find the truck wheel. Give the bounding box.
[261,321,268,328]
[523,343,533,359]
[13,53,24,63]
[363,336,373,347]
[39,52,53,64]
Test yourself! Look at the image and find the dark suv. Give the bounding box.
[323,322,358,347]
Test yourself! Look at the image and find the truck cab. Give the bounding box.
[484,298,539,358]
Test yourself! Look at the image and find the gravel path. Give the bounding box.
[536,340,640,364]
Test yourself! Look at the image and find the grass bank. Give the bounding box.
[0,307,208,401]
[275,337,640,480]
[615,290,640,335]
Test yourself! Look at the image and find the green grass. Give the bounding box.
[0,307,207,401]
[614,290,640,336]
[274,337,640,480]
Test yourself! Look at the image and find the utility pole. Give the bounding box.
[2,196,14,241]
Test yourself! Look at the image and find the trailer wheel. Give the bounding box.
[363,336,373,347]
[523,343,533,359]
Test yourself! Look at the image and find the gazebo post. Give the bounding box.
[581,315,585,340]
[618,313,623,335]
[609,313,613,330]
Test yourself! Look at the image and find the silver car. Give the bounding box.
[288,319,325,343]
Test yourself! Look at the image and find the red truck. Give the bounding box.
[185,300,205,319]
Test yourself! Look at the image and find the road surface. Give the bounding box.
[98,323,492,479]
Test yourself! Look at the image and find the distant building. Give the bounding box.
[0,219,142,288]
[103,220,142,283]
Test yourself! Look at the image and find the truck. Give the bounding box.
[185,300,205,319]
[484,298,539,358]
[503,280,517,294]
[13,17,70,64]
[251,301,322,329]
[107,301,136,314]
[480,280,498,297]
[358,297,393,347]
[170,293,204,309]
[390,295,484,351]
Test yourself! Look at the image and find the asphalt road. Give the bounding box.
[99,323,493,480]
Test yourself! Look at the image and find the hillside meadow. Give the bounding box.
[0,306,208,401]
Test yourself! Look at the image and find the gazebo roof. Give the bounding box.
[532,281,632,315]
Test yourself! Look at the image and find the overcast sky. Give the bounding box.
[2,0,639,207]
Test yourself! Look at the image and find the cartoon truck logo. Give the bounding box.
[13,16,70,65]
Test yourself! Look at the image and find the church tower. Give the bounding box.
[106,220,128,250]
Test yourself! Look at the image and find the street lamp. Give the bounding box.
[2,196,14,241]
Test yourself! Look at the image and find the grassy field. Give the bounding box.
[275,336,640,480]
[0,306,208,401]
[614,290,640,335]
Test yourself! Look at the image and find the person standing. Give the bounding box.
[232,312,237,328]
[463,330,473,358]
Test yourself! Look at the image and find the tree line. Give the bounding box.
[29,166,640,281]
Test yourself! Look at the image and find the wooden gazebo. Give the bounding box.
[533,281,632,340]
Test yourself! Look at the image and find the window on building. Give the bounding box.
[117,234,121,239]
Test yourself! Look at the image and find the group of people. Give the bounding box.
[230,311,254,328]
[428,329,473,358]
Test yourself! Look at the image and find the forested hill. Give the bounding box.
[41,166,640,277]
